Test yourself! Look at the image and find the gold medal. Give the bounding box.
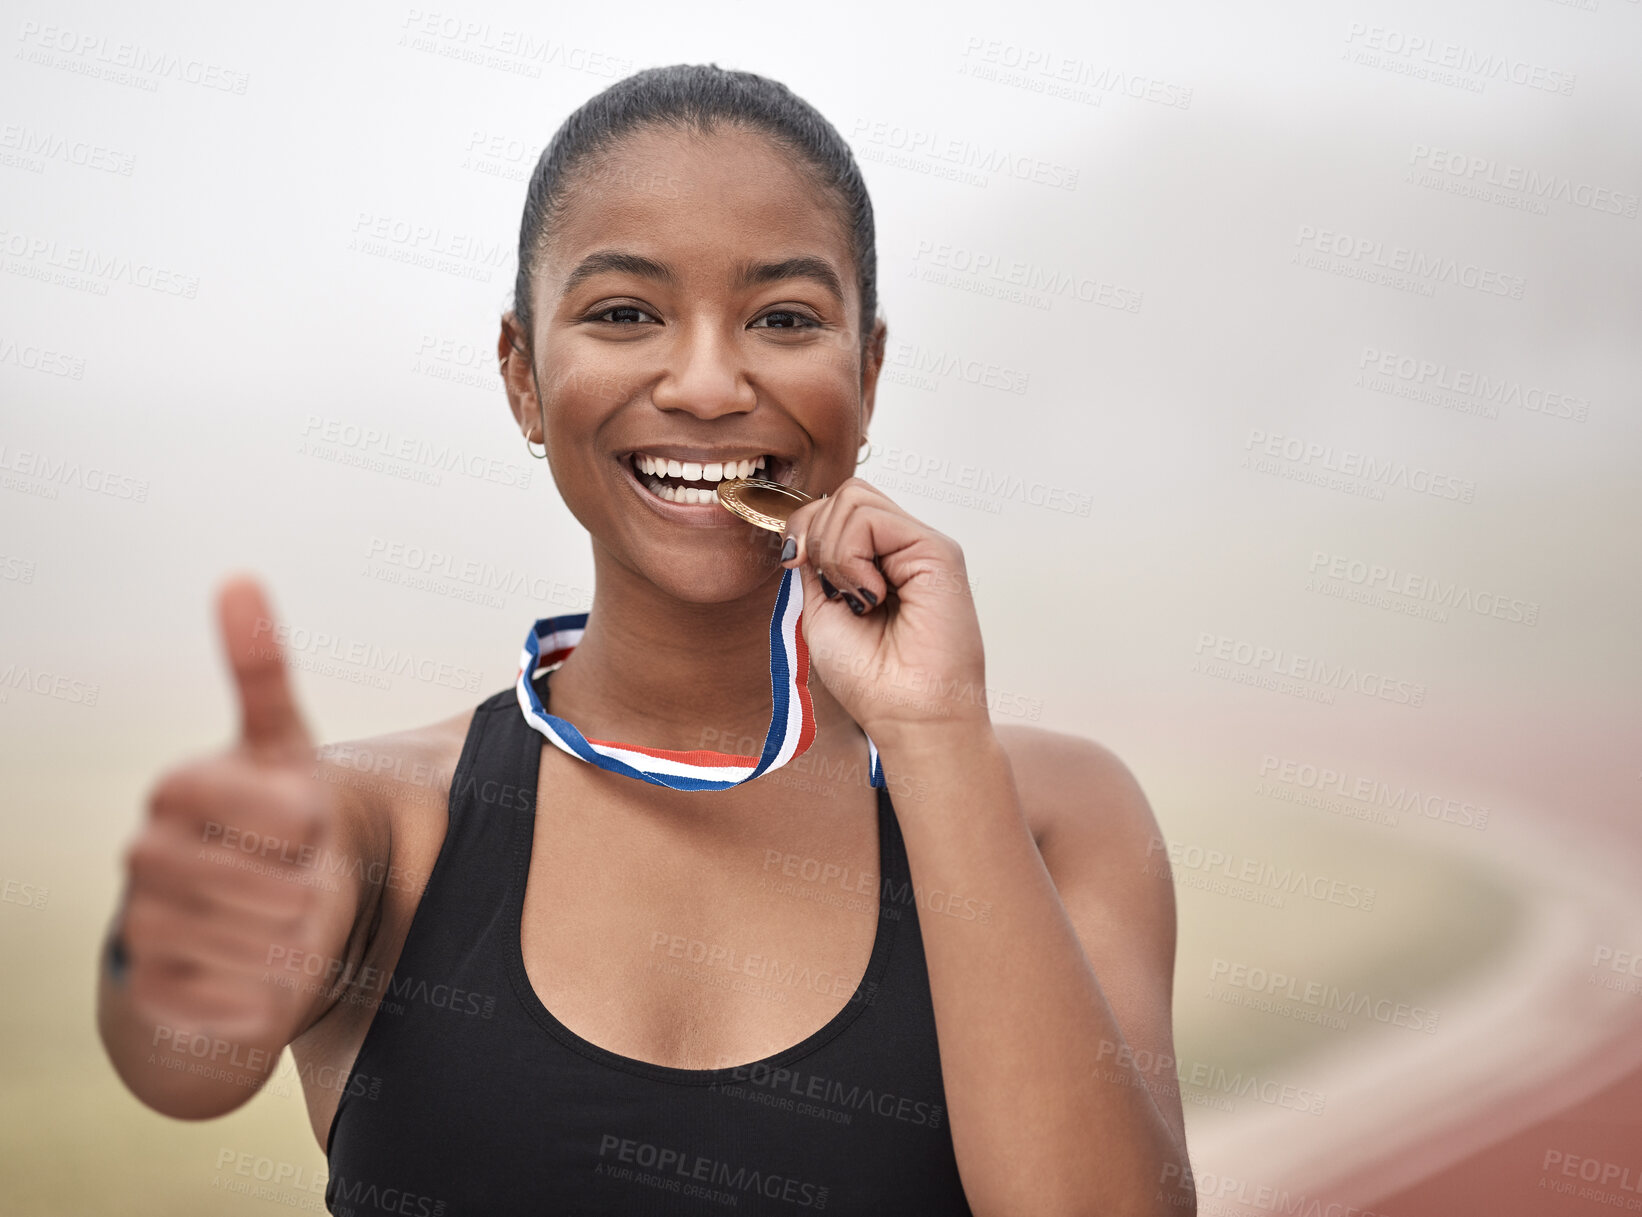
[716,477,814,532]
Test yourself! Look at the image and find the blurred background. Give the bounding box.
[3,0,1639,1212]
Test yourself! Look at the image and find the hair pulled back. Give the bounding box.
[510,63,879,367]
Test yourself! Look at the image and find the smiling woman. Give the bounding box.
[97,63,1194,1217]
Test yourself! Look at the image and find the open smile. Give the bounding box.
[615,448,798,523]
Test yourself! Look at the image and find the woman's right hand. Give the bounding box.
[115,576,343,1056]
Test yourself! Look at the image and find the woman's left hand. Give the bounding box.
[780,477,988,747]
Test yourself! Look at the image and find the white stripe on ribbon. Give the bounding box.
[513,565,885,792]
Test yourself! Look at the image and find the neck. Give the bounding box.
[542,541,859,759]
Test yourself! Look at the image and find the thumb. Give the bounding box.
[215,574,312,758]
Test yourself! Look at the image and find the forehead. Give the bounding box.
[540,125,853,282]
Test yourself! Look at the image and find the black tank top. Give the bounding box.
[325,679,976,1215]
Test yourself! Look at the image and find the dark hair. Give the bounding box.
[510,63,878,369]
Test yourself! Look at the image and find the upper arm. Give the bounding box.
[1003,726,1189,1157]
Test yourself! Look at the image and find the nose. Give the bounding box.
[650,325,757,419]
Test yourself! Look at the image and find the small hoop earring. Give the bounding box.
[855,438,872,467]
[525,396,548,459]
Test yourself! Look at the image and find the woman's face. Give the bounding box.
[501,124,886,604]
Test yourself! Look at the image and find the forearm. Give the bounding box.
[876,723,1191,1217]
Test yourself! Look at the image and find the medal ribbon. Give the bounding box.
[515,565,886,792]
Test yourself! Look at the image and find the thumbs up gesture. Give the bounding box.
[109,576,351,1097]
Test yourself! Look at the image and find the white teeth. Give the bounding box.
[630,453,772,483]
[629,453,782,508]
[653,483,718,505]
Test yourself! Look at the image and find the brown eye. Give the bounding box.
[591,305,658,324]
[751,310,820,330]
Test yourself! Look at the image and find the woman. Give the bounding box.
[98,64,1195,1216]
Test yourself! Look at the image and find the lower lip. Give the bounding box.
[617,457,751,527]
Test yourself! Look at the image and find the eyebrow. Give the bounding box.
[559,249,846,305]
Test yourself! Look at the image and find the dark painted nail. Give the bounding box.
[856,587,878,607]
[780,536,796,562]
[818,573,840,600]
[106,931,129,985]
[842,592,865,615]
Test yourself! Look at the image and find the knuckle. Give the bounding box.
[147,766,203,817]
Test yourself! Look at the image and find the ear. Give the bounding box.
[859,312,887,437]
[497,310,540,441]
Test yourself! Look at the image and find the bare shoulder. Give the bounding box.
[293,706,478,1025]
[313,706,478,846]
[991,723,1161,861]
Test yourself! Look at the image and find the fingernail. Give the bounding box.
[780,536,796,562]
[842,592,865,615]
[856,587,878,607]
[818,573,840,600]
